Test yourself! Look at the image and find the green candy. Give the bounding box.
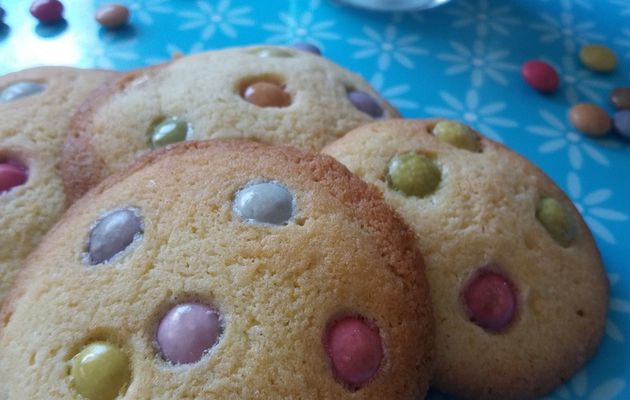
[150,117,191,148]
[387,152,441,198]
[536,197,577,247]
[247,46,295,58]
[71,342,131,400]
[432,120,481,152]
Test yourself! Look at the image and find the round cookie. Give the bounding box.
[1,140,433,399]
[323,119,608,399]
[0,67,118,301]
[62,45,399,202]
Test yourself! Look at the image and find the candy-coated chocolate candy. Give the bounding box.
[610,88,630,110]
[242,81,291,108]
[0,81,46,102]
[326,316,383,389]
[387,152,441,198]
[290,42,322,55]
[463,269,517,333]
[536,197,577,247]
[156,303,222,364]
[613,110,630,140]
[569,103,611,137]
[521,60,559,93]
[0,161,28,194]
[233,181,295,225]
[95,4,129,29]
[87,208,143,265]
[0,7,5,23]
[150,117,192,148]
[30,0,64,24]
[71,342,130,400]
[247,47,295,58]
[580,44,617,73]
[432,120,481,152]
[347,90,383,118]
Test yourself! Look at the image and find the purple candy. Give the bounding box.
[290,42,321,56]
[614,110,630,140]
[347,90,384,118]
[157,303,222,365]
[87,208,143,265]
[30,0,64,24]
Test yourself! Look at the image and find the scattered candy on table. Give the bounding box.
[29,0,64,24]
[613,110,630,140]
[95,4,130,29]
[521,60,560,94]
[580,44,618,73]
[569,103,611,137]
[610,87,630,110]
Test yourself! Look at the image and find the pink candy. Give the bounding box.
[0,161,28,194]
[463,269,517,332]
[521,60,559,94]
[325,316,383,389]
[30,0,64,24]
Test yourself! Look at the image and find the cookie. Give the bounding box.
[323,119,608,399]
[62,45,399,203]
[0,67,118,301]
[1,140,433,399]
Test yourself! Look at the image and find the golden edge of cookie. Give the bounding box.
[323,118,608,400]
[2,139,435,388]
[61,62,170,204]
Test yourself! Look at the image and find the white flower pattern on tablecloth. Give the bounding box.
[370,72,419,111]
[543,370,625,400]
[437,39,518,87]
[144,42,206,65]
[424,89,517,142]
[85,38,140,69]
[263,10,340,49]
[126,0,172,25]
[606,273,630,343]
[555,56,612,104]
[527,110,611,170]
[445,0,520,37]
[610,0,630,16]
[348,24,427,71]
[178,0,254,40]
[615,28,630,60]
[530,12,605,52]
[567,172,628,245]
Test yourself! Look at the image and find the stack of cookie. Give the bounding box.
[0,45,607,400]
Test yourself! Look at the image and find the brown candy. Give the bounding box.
[95,4,129,29]
[610,88,630,110]
[242,81,291,108]
[569,103,611,137]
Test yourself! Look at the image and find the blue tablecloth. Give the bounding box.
[1,1,628,398]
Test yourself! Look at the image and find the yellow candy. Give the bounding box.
[580,44,617,73]
[71,342,131,400]
[432,120,481,152]
[536,197,577,247]
[387,152,441,198]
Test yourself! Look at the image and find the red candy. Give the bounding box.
[30,0,64,24]
[521,60,559,94]
[0,161,28,194]
[325,316,383,390]
[463,269,517,332]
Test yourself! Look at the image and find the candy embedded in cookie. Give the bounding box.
[149,117,193,148]
[1,141,432,399]
[0,81,46,102]
[387,152,441,198]
[347,89,383,118]
[0,158,28,194]
[325,316,384,390]
[323,119,608,399]
[156,303,222,365]
[233,180,295,225]
[71,342,131,400]
[86,208,143,265]
[241,79,291,108]
[247,46,296,58]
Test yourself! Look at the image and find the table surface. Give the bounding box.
[1,0,629,398]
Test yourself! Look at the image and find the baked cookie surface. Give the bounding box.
[1,140,432,400]
[62,45,399,202]
[0,66,117,301]
[323,119,608,400]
